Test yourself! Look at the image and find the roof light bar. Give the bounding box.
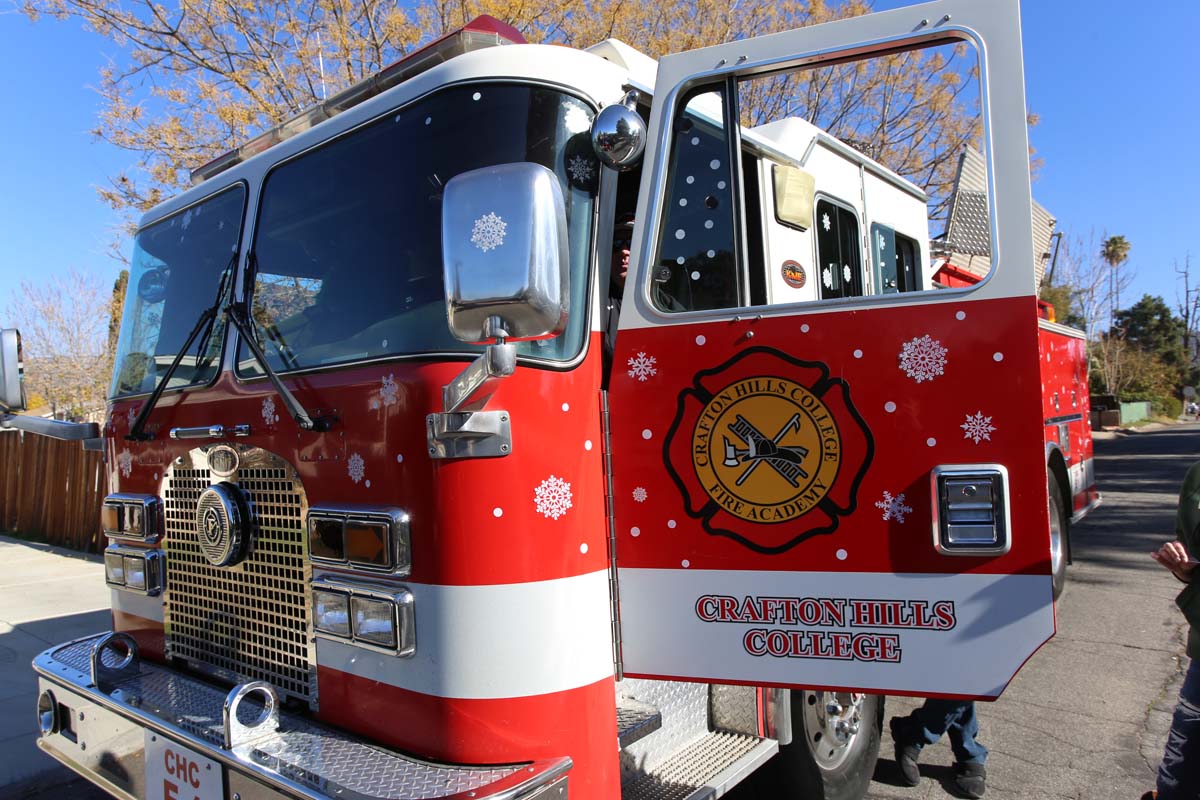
[190,16,525,186]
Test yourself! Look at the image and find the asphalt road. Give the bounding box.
[863,423,1197,800]
[11,424,1198,800]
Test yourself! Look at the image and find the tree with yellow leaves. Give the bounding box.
[23,0,982,221]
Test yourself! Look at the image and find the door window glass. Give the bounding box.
[872,223,923,294]
[816,199,862,299]
[650,38,991,313]
[653,85,740,312]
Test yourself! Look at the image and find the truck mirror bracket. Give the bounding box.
[427,317,515,460]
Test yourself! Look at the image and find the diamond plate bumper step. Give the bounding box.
[621,732,778,800]
[35,633,571,800]
[617,696,663,748]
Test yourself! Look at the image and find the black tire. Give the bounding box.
[1049,475,1069,601]
[752,691,883,800]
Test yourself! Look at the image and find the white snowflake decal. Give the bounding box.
[822,212,831,232]
[347,452,365,484]
[567,155,595,184]
[627,352,658,381]
[898,335,948,383]
[564,105,591,134]
[632,487,648,503]
[822,267,833,289]
[471,212,507,252]
[380,374,399,407]
[961,411,997,444]
[842,264,852,282]
[535,475,573,520]
[126,406,138,430]
[117,449,134,479]
[877,232,887,252]
[262,396,279,426]
[875,491,913,523]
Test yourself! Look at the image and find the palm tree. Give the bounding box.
[1102,235,1131,331]
[1102,235,1131,269]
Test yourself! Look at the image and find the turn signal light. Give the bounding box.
[307,507,409,575]
[102,494,162,543]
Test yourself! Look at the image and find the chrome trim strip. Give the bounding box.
[1037,318,1087,339]
[1044,413,1084,426]
[169,424,253,439]
[1070,494,1102,525]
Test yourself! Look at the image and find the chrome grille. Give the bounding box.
[162,447,315,707]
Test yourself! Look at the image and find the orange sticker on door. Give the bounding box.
[781,260,807,289]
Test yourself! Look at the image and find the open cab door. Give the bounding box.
[609,0,1051,698]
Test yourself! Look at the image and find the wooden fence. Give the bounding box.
[0,430,106,552]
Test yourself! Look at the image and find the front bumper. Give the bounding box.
[34,633,570,800]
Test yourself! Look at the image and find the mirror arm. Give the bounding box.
[442,315,515,414]
[443,343,516,414]
[1,413,99,442]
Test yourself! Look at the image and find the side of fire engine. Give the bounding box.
[0,2,1094,800]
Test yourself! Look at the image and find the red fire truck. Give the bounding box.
[0,1,1099,798]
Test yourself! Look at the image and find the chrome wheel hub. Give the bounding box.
[803,690,865,770]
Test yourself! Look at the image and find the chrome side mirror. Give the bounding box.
[441,162,570,344]
[0,329,27,412]
[591,91,646,171]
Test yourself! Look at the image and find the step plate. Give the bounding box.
[623,732,778,800]
[617,697,663,749]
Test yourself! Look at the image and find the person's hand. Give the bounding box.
[1152,541,1197,583]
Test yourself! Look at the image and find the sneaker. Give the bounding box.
[954,761,986,799]
[1140,793,1157,800]
[889,716,921,786]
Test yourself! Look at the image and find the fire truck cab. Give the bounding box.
[1,1,1098,799]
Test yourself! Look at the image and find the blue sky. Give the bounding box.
[1,0,1196,323]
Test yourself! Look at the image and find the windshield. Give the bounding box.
[110,185,245,397]
[240,83,597,376]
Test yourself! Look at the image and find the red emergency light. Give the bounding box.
[190,16,526,185]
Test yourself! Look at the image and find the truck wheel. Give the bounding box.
[756,691,883,799]
[1049,476,1068,600]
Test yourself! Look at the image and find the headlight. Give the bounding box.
[104,551,125,585]
[351,596,397,648]
[104,545,163,595]
[313,589,351,637]
[123,555,147,591]
[312,581,414,656]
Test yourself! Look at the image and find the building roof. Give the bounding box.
[933,147,1057,286]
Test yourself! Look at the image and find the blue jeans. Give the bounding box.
[902,699,988,765]
[1157,658,1200,799]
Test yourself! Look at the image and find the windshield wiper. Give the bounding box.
[227,253,335,432]
[127,255,236,441]
[126,253,335,440]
